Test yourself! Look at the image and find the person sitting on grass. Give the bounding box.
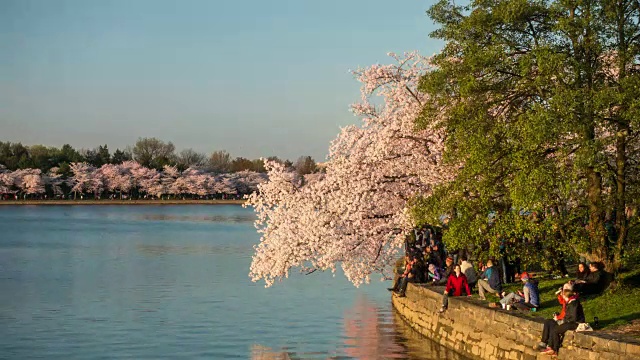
[439,264,472,312]
[499,272,539,311]
[477,259,502,301]
[536,288,585,356]
[574,262,605,295]
[575,262,590,281]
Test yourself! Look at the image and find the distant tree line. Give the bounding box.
[0,137,319,177]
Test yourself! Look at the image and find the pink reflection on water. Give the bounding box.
[343,297,405,359]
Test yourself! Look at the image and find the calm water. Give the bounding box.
[0,205,467,360]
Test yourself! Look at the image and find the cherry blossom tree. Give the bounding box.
[213,174,238,196]
[69,162,97,198]
[13,169,45,196]
[0,166,15,194]
[137,167,163,198]
[245,52,455,287]
[45,167,66,196]
[232,170,267,195]
[161,165,180,198]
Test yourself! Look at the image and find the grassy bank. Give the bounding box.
[0,199,246,206]
[484,267,640,335]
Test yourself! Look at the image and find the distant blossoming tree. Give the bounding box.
[245,52,455,287]
[0,165,15,194]
[14,169,45,195]
[45,167,66,196]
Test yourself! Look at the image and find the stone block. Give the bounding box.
[572,332,594,349]
[592,336,610,352]
[394,284,638,360]
[626,342,640,357]
[471,344,481,357]
[493,310,513,324]
[562,331,575,344]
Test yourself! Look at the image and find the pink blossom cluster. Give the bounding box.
[0,162,267,198]
[245,52,457,287]
[0,166,48,195]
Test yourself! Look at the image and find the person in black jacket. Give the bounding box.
[574,262,605,295]
[575,262,590,281]
[539,289,585,356]
[391,255,424,297]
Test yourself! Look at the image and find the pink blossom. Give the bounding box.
[245,52,457,287]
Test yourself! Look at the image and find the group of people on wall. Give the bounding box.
[389,225,609,356]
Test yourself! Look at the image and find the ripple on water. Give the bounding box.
[0,206,470,360]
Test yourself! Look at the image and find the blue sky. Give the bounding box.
[0,0,443,161]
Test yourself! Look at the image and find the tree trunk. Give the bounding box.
[586,168,609,267]
[610,0,630,275]
[611,126,629,273]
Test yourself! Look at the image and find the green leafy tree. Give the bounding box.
[57,144,84,164]
[85,145,111,167]
[176,148,206,171]
[207,150,232,173]
[294,156,317,176]
[111,148,132,164]
[0,142,30,170]
[414,0,640,272]
[229,157,254,172]
[132,137,176,170]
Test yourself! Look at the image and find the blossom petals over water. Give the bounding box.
[246,52,455,288]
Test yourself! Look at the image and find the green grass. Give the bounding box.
[483,267,640,331]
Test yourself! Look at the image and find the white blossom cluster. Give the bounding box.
[0,162,267,198]
[245,53,456,287]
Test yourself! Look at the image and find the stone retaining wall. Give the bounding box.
[392,283,640,359]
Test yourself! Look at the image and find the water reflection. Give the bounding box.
[391,311,469,360]
[250,344,293,360]
[250,297,469,360]
[136,243,250,256]
[0,206,467,360]
[342,297,405,359]
[136,213,255,223]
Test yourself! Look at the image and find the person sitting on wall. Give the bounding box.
[435,256,455,285]
[459,255,477,289]
[411,254,427,284]
[439,264,472,312]
[536,281,576,352]
[574,262,606,295]
[477,259,502,301]
[499,272,539,311]
[424,246,442,269]
[537,289,585,356]
[427,263,442,284]
[388,255,420,297]
[388,255,413,293]
[575,262,590,281]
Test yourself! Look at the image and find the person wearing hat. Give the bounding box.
[498,272,540,310]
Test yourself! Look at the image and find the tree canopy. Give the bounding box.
[412,0,640,272]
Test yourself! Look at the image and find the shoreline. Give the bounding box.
[0,199,246,206]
